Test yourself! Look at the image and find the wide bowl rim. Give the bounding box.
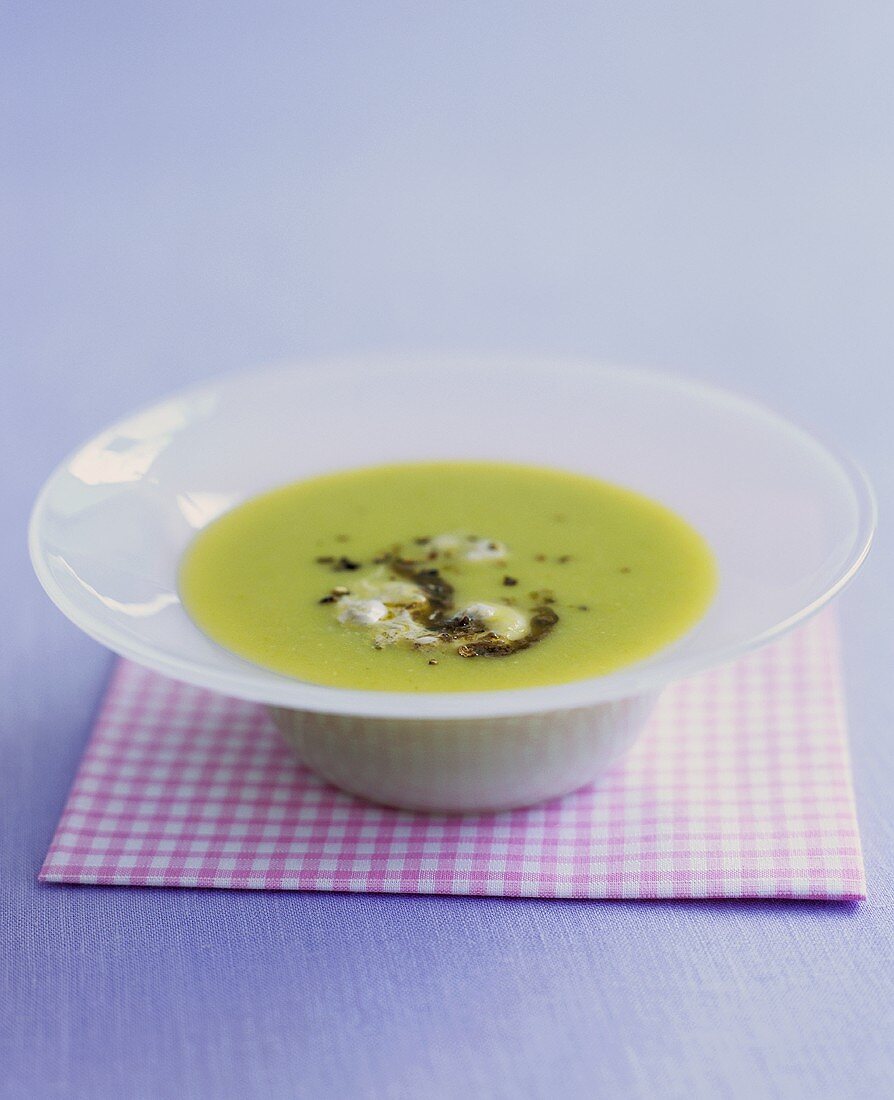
[28,354,877,719]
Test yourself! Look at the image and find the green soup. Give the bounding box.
[179,462,716,692]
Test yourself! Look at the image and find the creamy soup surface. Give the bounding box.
[179,462,717,692]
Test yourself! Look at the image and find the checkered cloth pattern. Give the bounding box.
[40,609,864,900]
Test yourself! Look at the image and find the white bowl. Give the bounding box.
[29,356,875,812]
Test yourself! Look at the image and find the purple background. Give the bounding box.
[3,4,892,1096]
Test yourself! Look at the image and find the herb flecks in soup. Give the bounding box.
[179,462,717,692]
[317,534,559,658]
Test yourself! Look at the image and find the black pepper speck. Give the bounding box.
[334,556,361,571]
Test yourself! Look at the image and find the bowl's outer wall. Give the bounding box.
[270,693,658,813]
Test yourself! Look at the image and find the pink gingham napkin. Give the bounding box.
[40,609,865,900]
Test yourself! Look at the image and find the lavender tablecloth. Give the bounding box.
[3,5,893,1096]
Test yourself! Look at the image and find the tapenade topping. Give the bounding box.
[315,533,561,658]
